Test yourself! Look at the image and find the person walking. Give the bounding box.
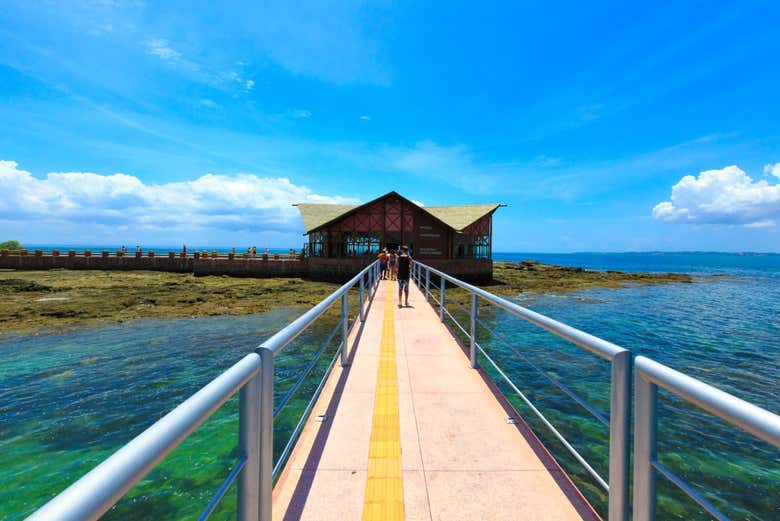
[389,250,398,280]
[378,249,389,280]
[397,245,412,307]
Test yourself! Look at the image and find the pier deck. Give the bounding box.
[272,280,599,521]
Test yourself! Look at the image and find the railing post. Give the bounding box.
[440,278,446,322]
[608,350,631,521]
[425,268,430,302]
[258,347,274,521]
[469,293,478,368]
[633,370,657,521]
[238,367,261,521]
[341,292,349,366]
[359,275,365,323]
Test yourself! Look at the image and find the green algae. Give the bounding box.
[0,262,692,336]
[0,270,340,336]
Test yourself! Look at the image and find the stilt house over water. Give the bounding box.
[294,191,503,281]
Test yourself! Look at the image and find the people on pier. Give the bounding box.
[378,249,389,280]
[389,250,398,281]
[397,245,412,307]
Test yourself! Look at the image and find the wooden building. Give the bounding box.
[294,191,502,281]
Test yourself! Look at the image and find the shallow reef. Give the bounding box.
[0,261,693,335]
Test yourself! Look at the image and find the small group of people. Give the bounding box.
[378,248,399,281]
[378,245,413,308]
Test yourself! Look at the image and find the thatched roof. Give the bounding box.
[424,204,501,232]
[294,203,358,233]
[294,193,501,234]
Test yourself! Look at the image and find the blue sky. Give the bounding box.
[1,0,779,251]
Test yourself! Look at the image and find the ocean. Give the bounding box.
[1,252,778,519]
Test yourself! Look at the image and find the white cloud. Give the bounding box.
[359,115,371,121]
[0,161,355,232]
[764,163,780,179]
[200,99,219,109]
[652,165,780,226]
[144,39,181,61]
[244,79,255,91]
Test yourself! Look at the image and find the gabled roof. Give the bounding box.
[294,203,358,234]
[424,204,502,232]
[294,192,502,234]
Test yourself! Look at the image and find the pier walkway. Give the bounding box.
[272,280,597,521]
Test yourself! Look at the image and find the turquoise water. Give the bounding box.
[0,304,358,520]
[472,252,780,519]
[1,253,778,519]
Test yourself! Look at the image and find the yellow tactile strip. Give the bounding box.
[362,282,405,520]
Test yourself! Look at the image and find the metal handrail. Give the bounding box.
[27,260,381,521]
[26,353,263,521]
[633,355,780,521]
[413,261,631,521]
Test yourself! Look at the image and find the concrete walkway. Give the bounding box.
[272,280,599,521]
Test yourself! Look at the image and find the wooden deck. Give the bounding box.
[272,280,600,521]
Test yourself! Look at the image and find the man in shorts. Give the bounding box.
[378,249,388,280]
[396,245,412,307]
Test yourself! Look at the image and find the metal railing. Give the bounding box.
[412,261,631,520]
[632,356,780,521]
[412,261,780,521]
[27,260,381,521]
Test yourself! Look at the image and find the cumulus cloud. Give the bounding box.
[652,165,780,226]
[764,163,780,179]
[0,161,355,232]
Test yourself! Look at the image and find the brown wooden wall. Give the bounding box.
[317,194,453,259]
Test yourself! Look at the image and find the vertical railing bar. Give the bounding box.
[238,370,261,521]
[258,347,274,521]
[608,351,631,521]
[359,274,365,322]
[425,267,430,301]
[469,293,478,369]
[633,371,657,521]
[440,277,446,322]
[341,293,349,366]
